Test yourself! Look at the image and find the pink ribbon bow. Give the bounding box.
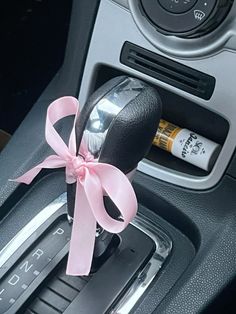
[12,97,137,276]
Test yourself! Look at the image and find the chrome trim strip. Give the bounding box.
[0,193,67,268]
[111,213,172,314]
[0,193,172,314]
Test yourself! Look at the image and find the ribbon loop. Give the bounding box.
[12,96,137,276]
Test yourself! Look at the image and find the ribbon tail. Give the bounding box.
[66,180,97,276]
[11,155,66,185]
[86,164,137,233]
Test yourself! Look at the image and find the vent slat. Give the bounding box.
[128,58,200,95]
[129,53,199,88]
[121,42,215,100]
[130,50,200,84]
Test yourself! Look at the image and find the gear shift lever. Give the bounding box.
[67,76,162,267]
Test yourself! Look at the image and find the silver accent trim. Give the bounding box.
[0,193,172,314]
[78,0,236,190]
[110,0,129,9]
[128,0,236,58]
[111,213,172,314]
[0,193,67,268]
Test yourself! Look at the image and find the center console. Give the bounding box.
[1,0,236,313]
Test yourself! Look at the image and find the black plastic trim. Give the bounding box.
[120,42,216,100]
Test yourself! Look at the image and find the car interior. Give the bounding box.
[1,0,236,313]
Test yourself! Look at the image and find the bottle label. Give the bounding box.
[171,129,220,171]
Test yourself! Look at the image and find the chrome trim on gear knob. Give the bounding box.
[82,77,146,159]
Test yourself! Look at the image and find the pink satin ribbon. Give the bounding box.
[12,96,137,276]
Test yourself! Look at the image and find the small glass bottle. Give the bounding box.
[153,119,221,171]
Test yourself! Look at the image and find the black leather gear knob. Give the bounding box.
[67,76,162,265]
[67,76,162,216]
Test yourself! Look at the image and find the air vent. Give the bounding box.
[120,42,215,100]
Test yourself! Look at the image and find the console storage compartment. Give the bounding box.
[91,65,229,177]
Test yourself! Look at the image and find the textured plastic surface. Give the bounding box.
[133,172,236,314]
[227,149,236,179]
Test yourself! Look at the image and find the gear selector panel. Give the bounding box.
[0,217,71,313]
[0,194,172,314]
